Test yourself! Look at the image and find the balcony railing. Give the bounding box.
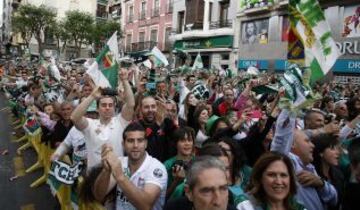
[127,15,134,23]
[209,19,232,29]
[184,23,203,31]
[152,7,160,17]
[241,0,274,10]
[166,3,173,13]
[139,10,146,20]
[129,41,158,52]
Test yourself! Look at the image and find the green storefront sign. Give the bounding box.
[174,35,233,50]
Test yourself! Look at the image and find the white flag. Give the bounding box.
[192,52,204,70]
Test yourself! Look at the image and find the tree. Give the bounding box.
[12,4,56,55]
[12,15,32,48]
[91,20,121,52]
[47,20,69,56]
[63,10,94,57]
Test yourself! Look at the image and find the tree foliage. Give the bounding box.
[12,5,121,58]
[12,4,56,55]
[62,10,94,57]
[91,20,121,51]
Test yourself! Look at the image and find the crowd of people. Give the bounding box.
[0,57,359,210]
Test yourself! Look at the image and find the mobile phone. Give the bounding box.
[145,82,156,91]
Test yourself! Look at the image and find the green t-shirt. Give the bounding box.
[164,156,194,188]
[164,156,177,187]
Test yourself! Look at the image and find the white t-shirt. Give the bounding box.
[82,114,130,170]
[236,200,256,210]
[63,127,87,162]
[116,153,167,210]
[195,130,208,148]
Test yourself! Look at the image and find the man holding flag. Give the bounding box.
[70,32,136,170]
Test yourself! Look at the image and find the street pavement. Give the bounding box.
[0,93,57,210]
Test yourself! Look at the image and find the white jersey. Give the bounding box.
[63,127,87,162]
[116,153,167,210]
[82,114,130,170]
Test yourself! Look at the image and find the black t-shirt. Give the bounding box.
[50,120,73,148]
[138,120,163,161]
[164,196,237,210]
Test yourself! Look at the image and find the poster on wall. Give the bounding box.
[241,19,269,44]
[342,5,360,38]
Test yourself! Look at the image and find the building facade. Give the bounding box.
[11,0,97,59]
[122,0,173,55]
[235,0,360,82]
[170,0,238,70]
[1,0,14,56]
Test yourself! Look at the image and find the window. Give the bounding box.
[209,2,213,22]
[177,11,185,33]
[140,1,146,20]
[150,29,158,42]
[167,0,173,13]
[221,54,229,60]
[128,5,134,23]
[126,34,132,51]
[139,32,145,42]
[219,2,229,26]
[165,27,172,50]
[153,0,160,17]
[96,4,107,18]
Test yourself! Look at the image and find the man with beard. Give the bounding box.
[138,96,165,161]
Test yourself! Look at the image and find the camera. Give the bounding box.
[172,159,189,171]
[120,60,132,68]
[101,87,118,96]
[325,113,336,123]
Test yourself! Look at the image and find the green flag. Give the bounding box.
[289,0,340,84]
[87,31,119,88]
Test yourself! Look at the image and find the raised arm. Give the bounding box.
[270,109,296,155]
[70,86,101,130]
[119,68,135,121]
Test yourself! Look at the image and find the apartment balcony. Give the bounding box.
[111,10,121,19]
[242,0,274,9]
[129,41,158,52]
[152,7,160,17]
[166,3,173,14]
[184,23,203,31]
[172,22,233,41]
[209,19,232,29]
[139,10,146,20]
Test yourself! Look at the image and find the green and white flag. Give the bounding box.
[151,46,169,67]
[289,0,340,84]
[86,31,119,88]
[192,52,203,70]
[49,57,61,82]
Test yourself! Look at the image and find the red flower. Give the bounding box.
[146,128,153,137]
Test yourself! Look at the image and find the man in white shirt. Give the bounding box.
[93,122,167,210]
[70,68,135,170]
